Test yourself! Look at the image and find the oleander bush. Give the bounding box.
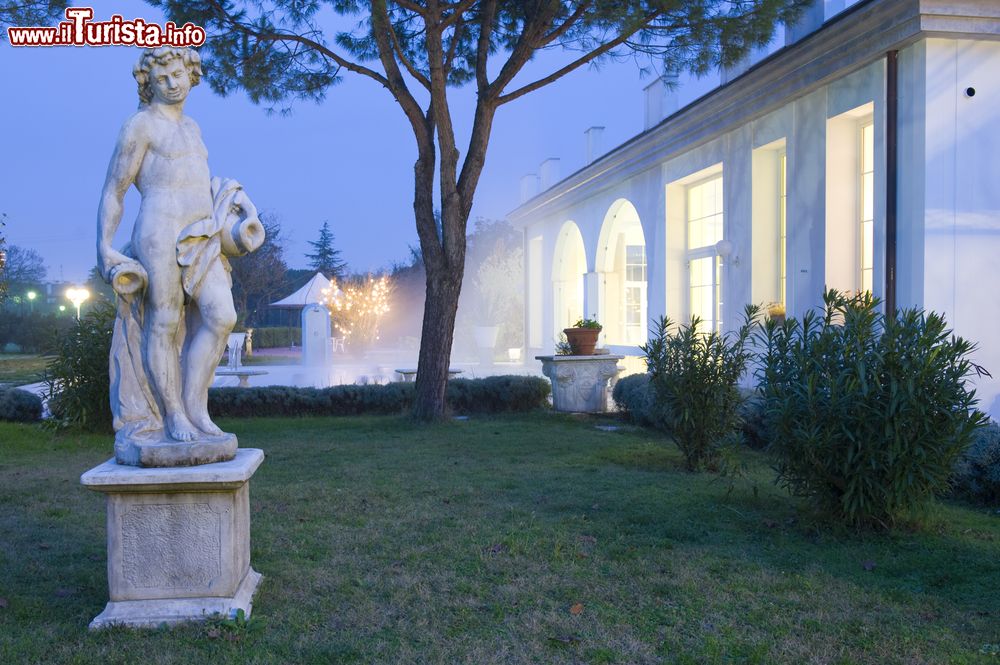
[641,306,761,471]
[0,388,43,422]
[952,421,1000,504]
[45,301,115,432]
[758,289,989,528]
[208,375,550,418]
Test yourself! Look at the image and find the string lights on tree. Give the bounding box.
[321,274,392,354]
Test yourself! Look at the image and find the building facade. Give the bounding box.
[510,0,1000,415]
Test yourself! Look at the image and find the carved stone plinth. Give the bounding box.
[80,449,264,629]
[537,355,624,413]
[115,431,237,468]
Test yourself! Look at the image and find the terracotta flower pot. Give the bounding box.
[563,327,601,355]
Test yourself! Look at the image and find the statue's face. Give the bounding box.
[148,59,192,106]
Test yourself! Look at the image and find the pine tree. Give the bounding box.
[153,0,806,421]
[305,221,346,279]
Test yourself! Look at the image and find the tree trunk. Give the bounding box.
[413,262,463,420]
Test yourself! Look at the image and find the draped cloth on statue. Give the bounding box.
[108,177,264,449]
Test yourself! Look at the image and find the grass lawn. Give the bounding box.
[0,354,49,388]
[0,413,997,664]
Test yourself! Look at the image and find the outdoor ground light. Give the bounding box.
[66,287,90,319]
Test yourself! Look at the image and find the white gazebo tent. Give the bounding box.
[269,272,332,308]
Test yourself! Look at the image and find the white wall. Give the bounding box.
[917,38,1000,417]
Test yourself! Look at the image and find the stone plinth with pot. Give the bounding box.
[81,449,264,629]
[537,354,624,413]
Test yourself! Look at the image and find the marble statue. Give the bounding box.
[97,47,264,467]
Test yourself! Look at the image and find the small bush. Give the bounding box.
[0,312,75,354]
[208,375,550,418]
[641,306,760,471]
[250,327,301,349]
[0,388,43,422]
[612,373,670,429]
[446,376,550,414]
[758,289,988,528]
[737,390,769,450]
[952,421,1000,504]
[45,301,115,432]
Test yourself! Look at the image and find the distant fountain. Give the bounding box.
[226,332,247,369]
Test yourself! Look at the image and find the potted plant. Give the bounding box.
[766,302,786,325]
[563,317,602,355]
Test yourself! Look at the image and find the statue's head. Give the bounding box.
[133,47,202,107]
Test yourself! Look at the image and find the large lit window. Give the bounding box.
[779,150,787,306]
[623,245,646,344]
[687,174,724,332]
[860,122,874,293]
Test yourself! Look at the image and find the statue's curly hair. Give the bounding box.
[133,47,202,107]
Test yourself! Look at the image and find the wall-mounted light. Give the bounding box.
[715,239,739,266]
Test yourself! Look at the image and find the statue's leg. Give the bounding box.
[183,260,237,436]
[140,247,199,442]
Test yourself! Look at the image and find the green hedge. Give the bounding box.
[250,327,301,349]
[0,388,43,423]
[208,375,550,418]
[952,421,1000,504]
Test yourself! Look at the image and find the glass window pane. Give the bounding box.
[862,123,874,173]
[862,171,874,222]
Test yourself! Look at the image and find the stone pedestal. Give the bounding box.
[80,449,264,629]
[537,355,624,413]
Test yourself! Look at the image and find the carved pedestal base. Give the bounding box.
[80,449,264,629]
[537,355,624,413]
[114,431,237,468]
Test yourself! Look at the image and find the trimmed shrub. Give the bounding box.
[758,289,989,528]
[446,376,550,414]
[952,421,1000,504]
[0,313,75,355]
[612,373,670,429]
[208,375,550,418]
[250,327,301,349]
[45,301,115,432]
[641,306,760,471]
[0,388,43,422]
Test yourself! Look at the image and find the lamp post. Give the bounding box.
[26,290,36,314]
[66,287,90,320]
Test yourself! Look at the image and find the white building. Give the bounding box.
[510,0,1000,415]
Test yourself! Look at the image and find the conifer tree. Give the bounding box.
[305,221,346,280]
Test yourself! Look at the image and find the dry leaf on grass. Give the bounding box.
[570,603,584,615]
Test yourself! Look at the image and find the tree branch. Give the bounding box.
[206,0,389,88]
[541,0,592,45]
[370,0,436,149]
[497,13,658,106]
[386,11,432,90]
[475,0,497,94]
[486,4,562,98]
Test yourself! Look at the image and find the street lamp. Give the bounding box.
[66,287,90,319]
[26,290,36,314]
